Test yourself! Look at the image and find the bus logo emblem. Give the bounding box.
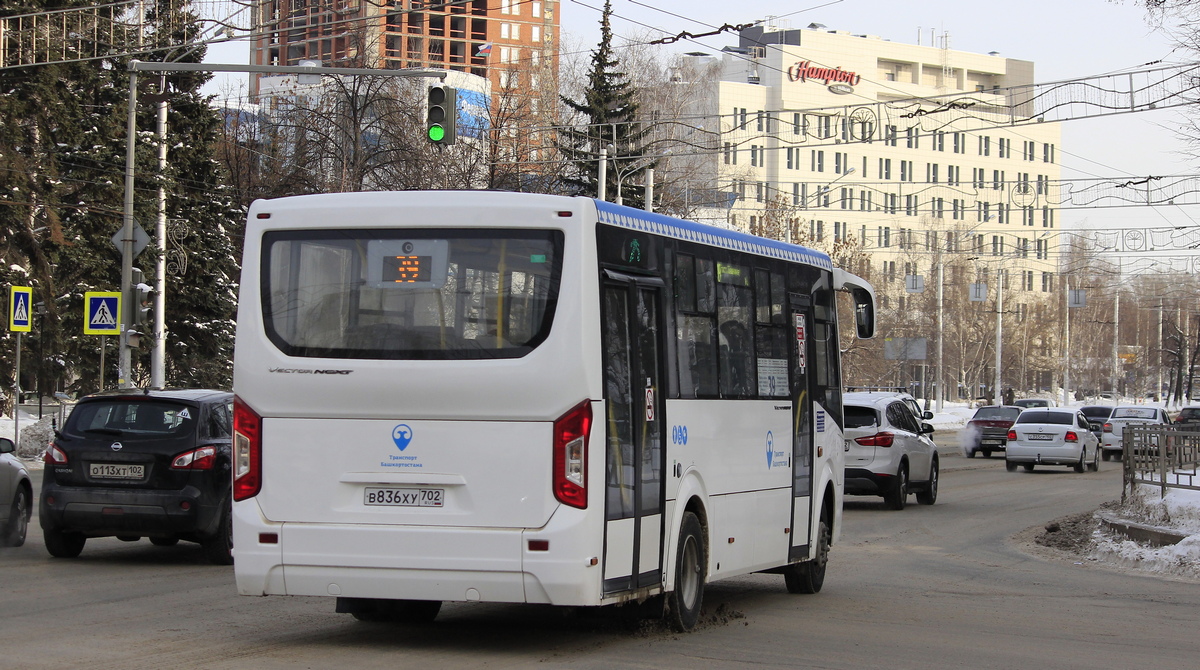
[766,431,774,467]
[392,424,414,451]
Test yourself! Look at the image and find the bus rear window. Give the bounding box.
[261,229,563,360]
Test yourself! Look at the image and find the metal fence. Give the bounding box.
[1123,425,1200,500]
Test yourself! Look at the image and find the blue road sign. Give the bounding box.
[84,291,122,335]
[9,286,32,332]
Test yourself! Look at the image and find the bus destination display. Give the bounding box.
[382,255,432,283]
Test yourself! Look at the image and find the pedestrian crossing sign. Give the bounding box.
[9,286,32,332]
[84,291,122,335]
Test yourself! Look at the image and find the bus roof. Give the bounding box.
[593,199,833,271]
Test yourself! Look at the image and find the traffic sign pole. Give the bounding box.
[8,286,32,445]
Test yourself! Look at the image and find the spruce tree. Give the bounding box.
[558,0,655,207]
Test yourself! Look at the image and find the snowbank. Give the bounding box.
[1092,485,1200,581]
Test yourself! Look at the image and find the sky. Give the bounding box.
[203,0,1197,235]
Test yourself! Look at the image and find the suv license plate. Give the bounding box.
[1027,434,1054,441]
[364,487,444,507]
[89,463,145,479]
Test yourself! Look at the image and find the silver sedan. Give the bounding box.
[1004,409,1101,473]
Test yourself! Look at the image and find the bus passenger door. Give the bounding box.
[789,294,813,561]
[601,273,665,594]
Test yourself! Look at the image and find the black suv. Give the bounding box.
[40,389,234,564]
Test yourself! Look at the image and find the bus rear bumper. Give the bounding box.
[232,501,602,607]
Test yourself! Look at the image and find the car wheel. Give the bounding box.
[1088,447,1100,472]
[3,488,30,547]
[982,449,993,458]
[785,508,831,594]
[150,536,180,547]
[966,448,977,459]
[1023,463,1036,472]
[1101,450,1111,462]
[116,535,140,542]
[667,511,706,632]
[884,464,908,510]
[1073,451,1086,473]
[916,458,938,505]
[1005,459,1017,472]
[44,525,86,558]
[202,504,234,565]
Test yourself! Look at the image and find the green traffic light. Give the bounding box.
[428,125,445,142]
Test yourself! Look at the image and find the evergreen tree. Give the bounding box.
[557,1,655,207]
[0,1,240,399]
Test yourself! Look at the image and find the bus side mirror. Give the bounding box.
[852,287,875,339]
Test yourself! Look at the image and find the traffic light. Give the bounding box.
[129,267,152,326]
[426,85,457,145]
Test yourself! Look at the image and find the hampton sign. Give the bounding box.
[787,60,861,93]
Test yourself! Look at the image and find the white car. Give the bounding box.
[842,391,938,510]
[1,436,32,547]
[1005,409,1101,473]
[1101,406,1172,460]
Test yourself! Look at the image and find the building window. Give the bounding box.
[991,235,1004,256]
[835,152,849,174]
[793,182,802,206]
[999,138,1010,158]
[905,195,917,216]
[953,132,964,153]
[935,131,945,151]
[906,127,919,149]
[993,169,1004,190]
[1043,207,1054,227]
[1036,238,1048,259]
[880,158,892,180]
[1042,272,1054,292]
[933,197,944,218]
[979,135,991,156]
[886,125,898,146]
[952,199,963,220]
[840,188,851,210]
[1044,143,1056,163]
[900,160,913,182]
[750,145,759,167]
[927,163,939,183]
[947,165,960,186]
[812,150,824,172]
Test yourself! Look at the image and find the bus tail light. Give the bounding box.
[233,396,263,501]
[553,400,592,509]
[854,431,894,447]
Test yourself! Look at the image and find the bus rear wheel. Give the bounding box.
[667,511,705,632]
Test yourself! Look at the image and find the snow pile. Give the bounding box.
[1092,485,1200,581]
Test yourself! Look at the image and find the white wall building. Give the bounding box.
[677,25,1062,302]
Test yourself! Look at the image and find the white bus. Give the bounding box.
[232,191,876,631]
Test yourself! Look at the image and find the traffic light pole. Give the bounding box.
[120,61,444,388]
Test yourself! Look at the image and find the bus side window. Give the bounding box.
[716,263,754,398]
[675,252,717,398]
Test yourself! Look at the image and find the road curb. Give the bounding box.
[1096,510,1189,547]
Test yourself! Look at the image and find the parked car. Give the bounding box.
[1005,408,1101,473]
[40,388,235,564]
[1100,405,1172,461]
[842,391,938,510]
[1080,405,1115,442]
[965,405,1022,458]
[1,437,32,547]
[1012,398,1056,409]
[1174,406,1200,428]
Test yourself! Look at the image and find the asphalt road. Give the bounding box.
[3,439,1199,669]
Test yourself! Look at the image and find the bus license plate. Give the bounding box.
[364,487,444,507]
[89,463,145,479]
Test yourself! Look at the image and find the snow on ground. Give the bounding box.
[1093,485,1200,581]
